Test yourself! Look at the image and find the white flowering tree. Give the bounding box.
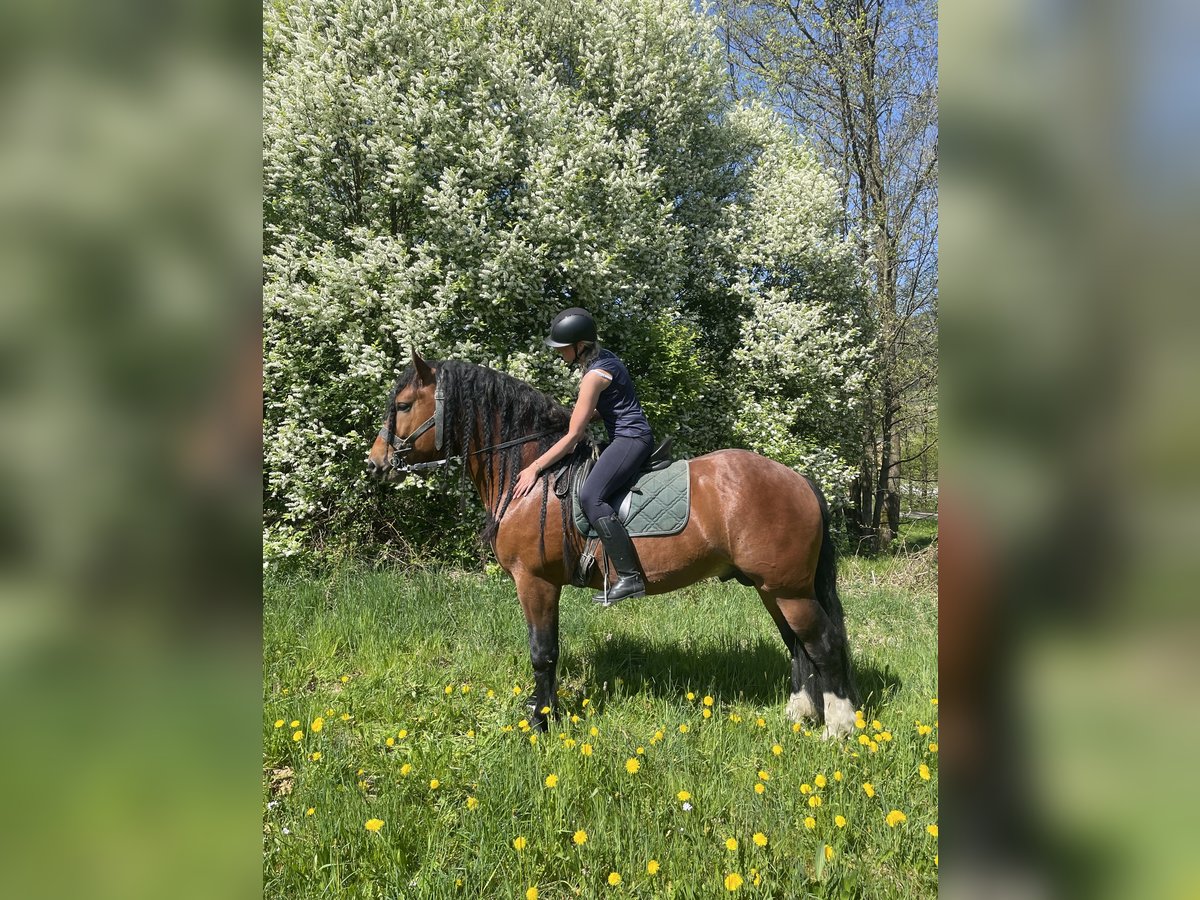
[263,0,868,564]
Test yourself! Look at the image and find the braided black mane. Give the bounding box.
[387,359,585,561]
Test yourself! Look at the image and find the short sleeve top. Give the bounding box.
[585,349,653,441]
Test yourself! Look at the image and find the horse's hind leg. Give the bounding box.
[758,591,821,724]
[771,593,858,738]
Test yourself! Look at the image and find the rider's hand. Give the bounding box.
[513,465,540,499]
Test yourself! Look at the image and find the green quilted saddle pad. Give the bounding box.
[572,458,690,538]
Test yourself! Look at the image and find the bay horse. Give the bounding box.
[366,351,859,736]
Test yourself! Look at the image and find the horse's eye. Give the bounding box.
[396,401,412,413]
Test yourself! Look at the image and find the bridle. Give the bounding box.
[377,382,558,474]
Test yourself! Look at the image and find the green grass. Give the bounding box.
[263,534,937,898]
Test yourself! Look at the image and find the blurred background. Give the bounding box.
[0,0,1197,897]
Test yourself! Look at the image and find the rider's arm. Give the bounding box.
[529,371,607,475]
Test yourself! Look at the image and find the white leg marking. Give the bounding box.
[821,692,856,739]
[786,690,818,721]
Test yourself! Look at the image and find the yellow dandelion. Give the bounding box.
[725,837,738,851]
[885,809,908,827]
[833,770,843,781]
[824,845,835,862]
[625,758,641,774]
[590,726,599,737]
[636,746,645,755]
[309,751,321,761]
[461,684,471,693]
[581,743,593,757]
[513,836,527,851]
[607,872,621,886]
[486,689,495,699]
[429,779,440,789]
[835,815,847,828]
[512,685,522,696]
[273,719,284,729]
[800,783,812,794]
[652,730,664,743]
[564,738,576,749]
[573,829,588,845]
[466,796,478,810]
[292,730,303,742]
[679,724,689,734]
[305,807,315,816]
[935,855,939,867]
[357,768,365,776]
[518,719,530,731]
[400,763,412,776]
[467,729,475,739]
[804,817,816,830]
[754,783,765,795]
[687,692,696,701]
[815,774,827,788]
[703,695,714,707]
[385,737,395,747]
[703,708,712,718]
[771,744,783,756]
[871,719,882,731]
[792,722,802,733]
[758,770,770,781]
[526,888,538,900]
[582,697,590,707]
[918,724,932,736]
[755,717,765,727]
[364,818,384,832]
[869,740,879,753]
[927,824,939,838]
[310,717,324,733]
[539,705,550,714]
[857,734,871,746]
[930,697,938,705]
[724,872,744,891]
[677,790,691,802]
[647,860,660,875]
[544,773,558,788]
[753,832,768,847]
[919,764,931,781]
[879,731,893,742]
[340,675,350,683]
[529,734,538,745]
[808,795,822,808]
[929,742,939,753]
[289,720,300,728]
[340,713,351,722]
[729,713,742,723]
[862,782,875,798]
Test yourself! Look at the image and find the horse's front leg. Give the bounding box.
[514,572,562,731]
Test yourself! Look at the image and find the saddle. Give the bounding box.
[553,437,689,587]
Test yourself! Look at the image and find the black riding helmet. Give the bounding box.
[544,307,597,347]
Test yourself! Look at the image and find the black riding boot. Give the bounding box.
[592,516,646,606]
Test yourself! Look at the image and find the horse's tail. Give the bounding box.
[805,475,860,707]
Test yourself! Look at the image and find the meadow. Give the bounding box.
[263,527,937,899]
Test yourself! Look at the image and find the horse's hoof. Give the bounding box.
[820,692,857,738]
[786,690,819,721]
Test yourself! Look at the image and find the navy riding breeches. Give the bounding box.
[579,435,654,524]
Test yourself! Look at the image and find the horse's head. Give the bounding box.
[366,350,444,483]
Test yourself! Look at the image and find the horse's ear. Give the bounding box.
[411,348,435,387]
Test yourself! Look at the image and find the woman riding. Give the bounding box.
[513,307,654,605]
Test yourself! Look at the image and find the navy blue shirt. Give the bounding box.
[585,349,652,441]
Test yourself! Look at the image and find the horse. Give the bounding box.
[365,351,859,736]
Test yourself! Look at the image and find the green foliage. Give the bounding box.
[264,0,868,564]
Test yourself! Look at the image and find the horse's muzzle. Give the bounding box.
[366,455,407,483]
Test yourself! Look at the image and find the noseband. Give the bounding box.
[377,385,447,472]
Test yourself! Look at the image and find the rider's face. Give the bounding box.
[556,343,578,364]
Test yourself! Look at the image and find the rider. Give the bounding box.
[513,307,654,605]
